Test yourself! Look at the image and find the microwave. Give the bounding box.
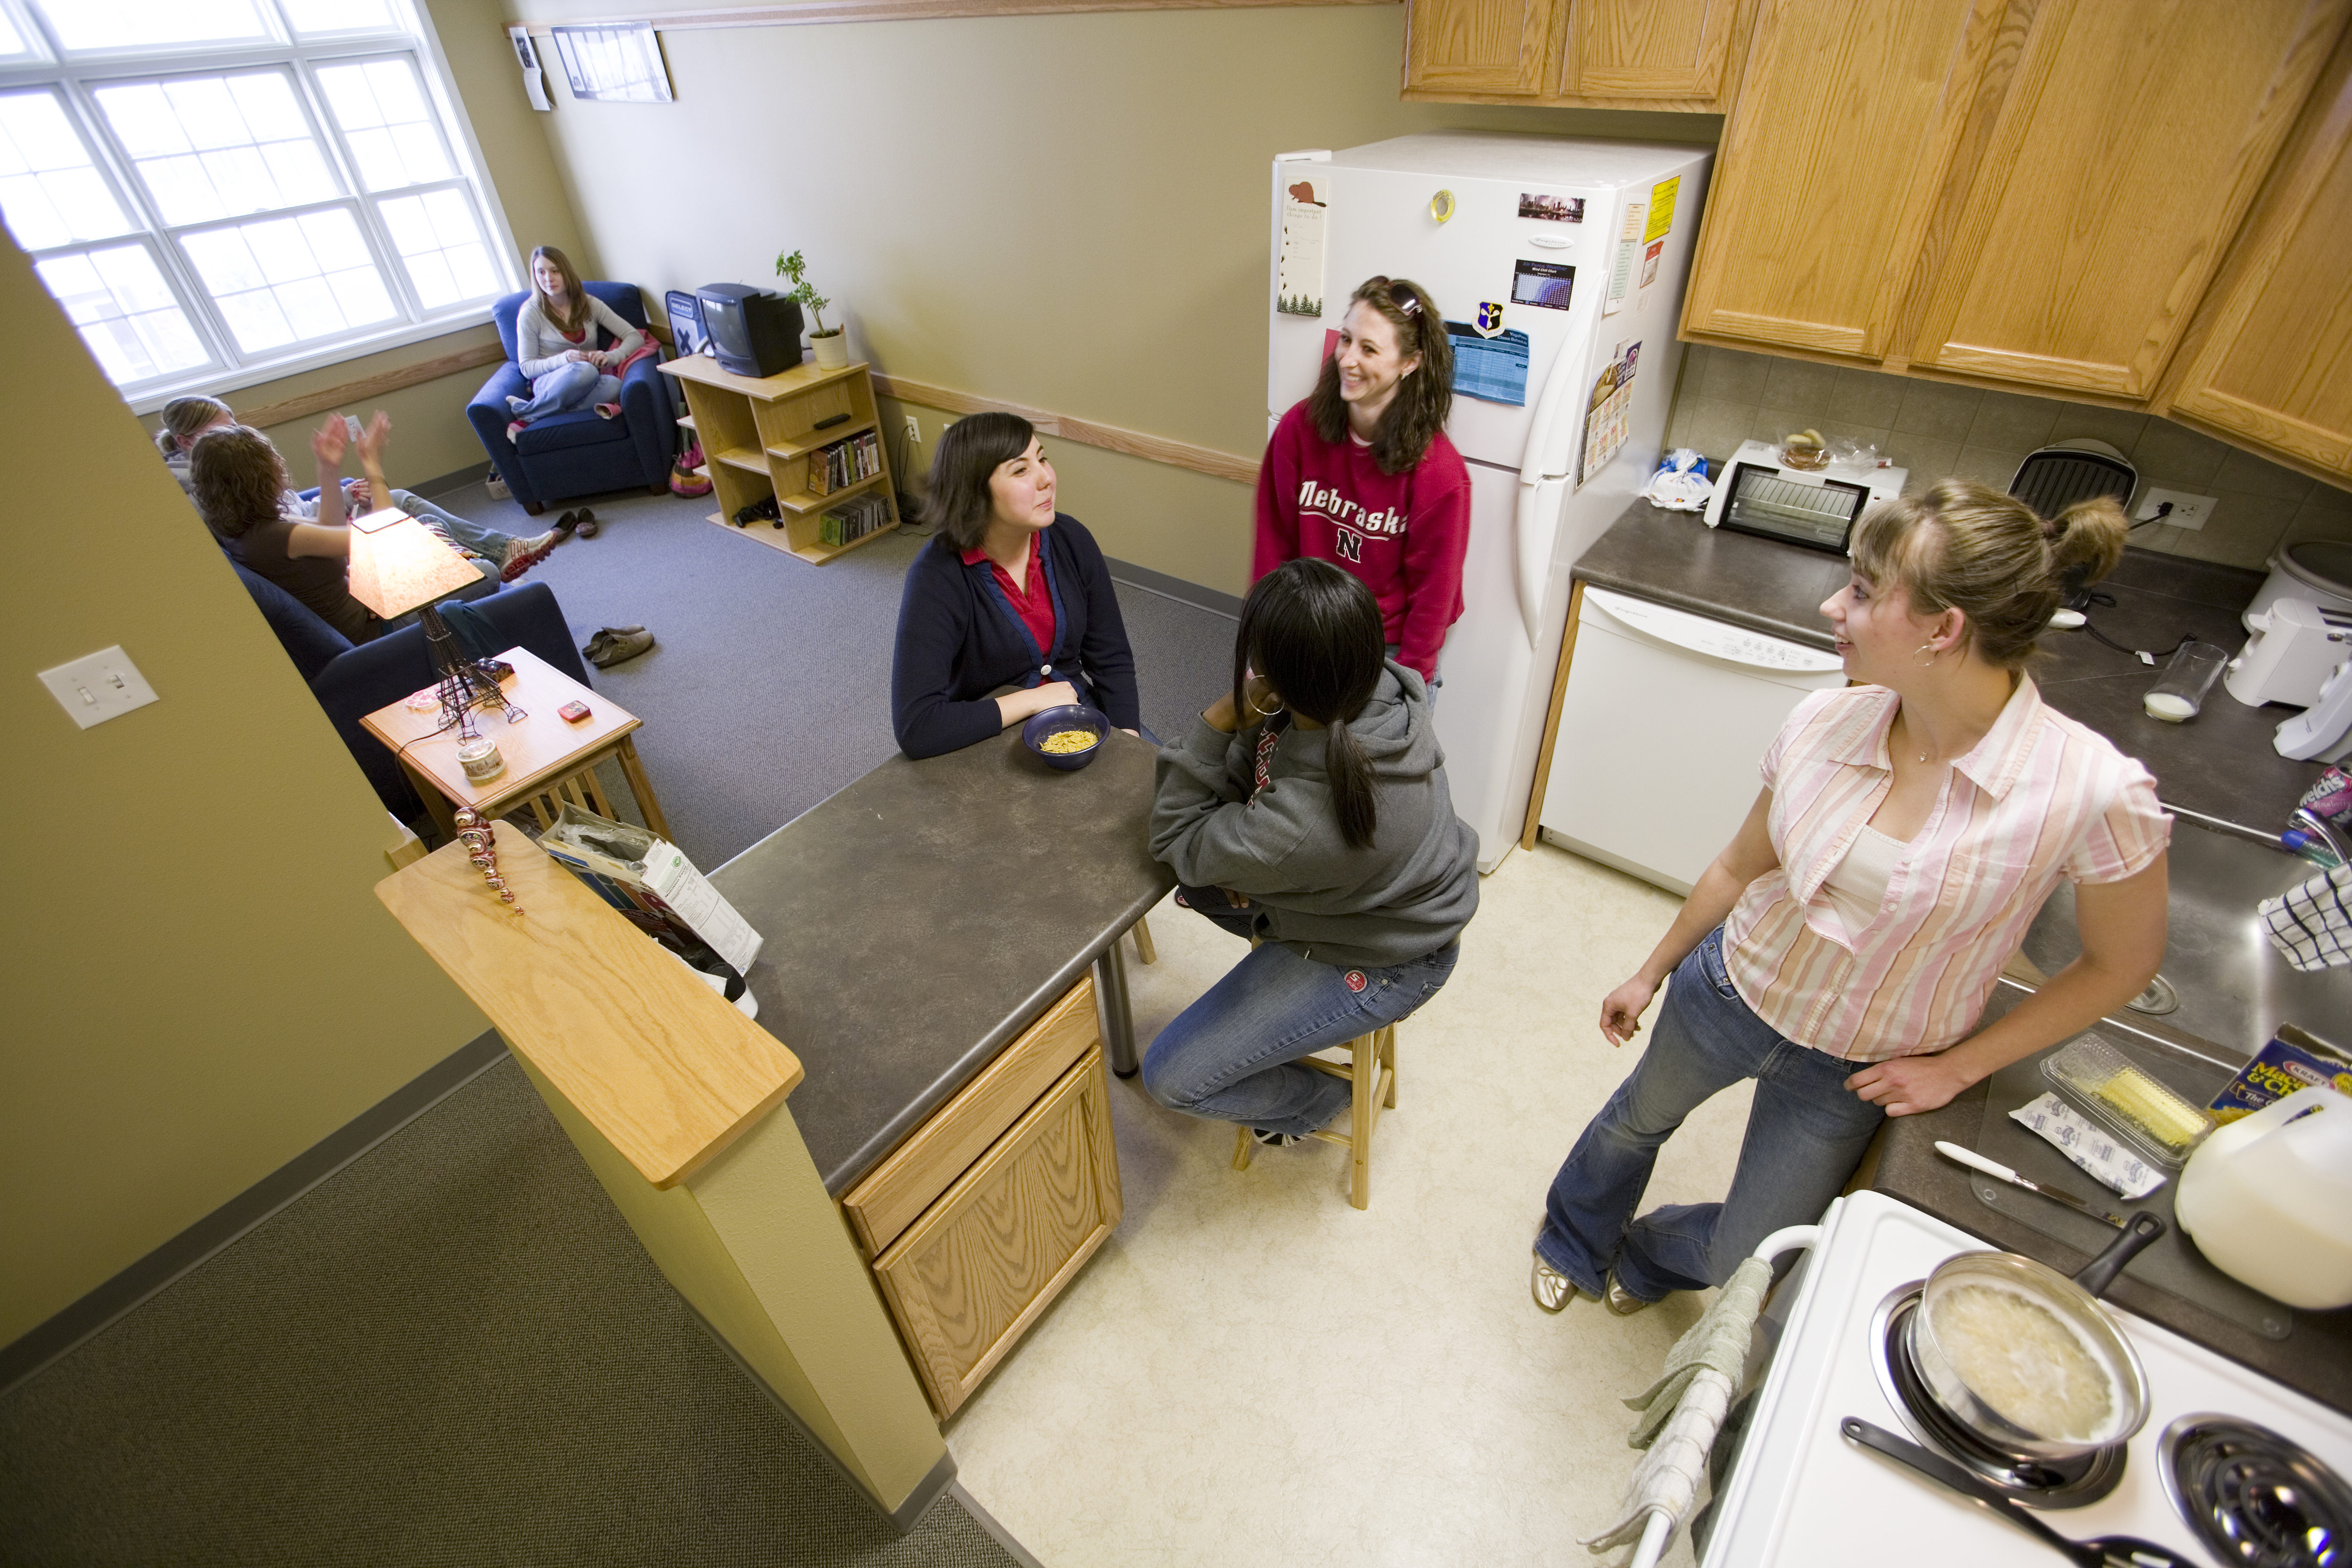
[1702,440,1908,555]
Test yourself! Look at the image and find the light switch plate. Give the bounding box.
[39,645,159,728]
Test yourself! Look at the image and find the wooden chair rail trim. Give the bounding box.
[513,0,1387,33]
[237,339,505,430]
[871,373,1259,486]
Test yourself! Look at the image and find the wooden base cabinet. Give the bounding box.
[842,978,1121,1420]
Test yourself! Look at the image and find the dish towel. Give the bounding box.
[1579,1254,1773,1557]
[2259,859,2352,972]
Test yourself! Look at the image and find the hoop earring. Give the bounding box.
[1252,694,1286,717]
[1914,642,1939,668]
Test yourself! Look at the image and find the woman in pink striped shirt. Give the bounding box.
[1532,481,2168,1315]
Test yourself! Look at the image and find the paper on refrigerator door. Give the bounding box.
[1576,340,1642,488]
[1605,202,1644,316]
[1277,176,1327,317]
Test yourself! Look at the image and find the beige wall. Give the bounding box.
[0,236,491,1345]
[507,0,1716,593]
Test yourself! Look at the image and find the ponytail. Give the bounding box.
[1323,712,1379,850]
[2047,494,2128,603]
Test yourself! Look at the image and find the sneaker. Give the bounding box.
[594,401,621,419]
[484,468,510,501]
[1249,1127,1300,1149]
[506,419,528,442]
[498,529,559,582]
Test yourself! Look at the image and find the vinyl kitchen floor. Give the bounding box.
[946,841,1753,1568]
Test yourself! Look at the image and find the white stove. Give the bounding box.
[1703,1192,2352,1566]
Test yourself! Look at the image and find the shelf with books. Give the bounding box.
[660,354,901,567]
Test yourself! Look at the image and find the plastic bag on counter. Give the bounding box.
[1824,437,1884,474]
[1644,448,1713,512]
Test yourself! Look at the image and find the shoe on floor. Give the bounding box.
[498,529,559,582]
[551,509,580,539]
[1531,1253,1583,1315]
[573,506,599,539]
[1603,1272,1654,1316]
[587,627,654,668]
[1249,1127,1300,1149]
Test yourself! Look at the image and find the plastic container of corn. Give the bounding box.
[2042,1034,2217,1168]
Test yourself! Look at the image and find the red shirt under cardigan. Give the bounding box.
[960,539,1057,655]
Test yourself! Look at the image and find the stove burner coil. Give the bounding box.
[1868,1282,2125,1508]
[2160,1417,2351,1568]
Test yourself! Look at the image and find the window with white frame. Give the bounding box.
[0,0,515,406]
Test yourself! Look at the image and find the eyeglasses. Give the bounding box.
[1364,277,1421,317]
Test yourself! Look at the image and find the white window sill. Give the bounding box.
[125,306,501,416]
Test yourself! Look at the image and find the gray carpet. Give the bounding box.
[0,1057,1022,1567]
[429,478,1238,869]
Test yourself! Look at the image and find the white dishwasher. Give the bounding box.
[1539,586,1847,893]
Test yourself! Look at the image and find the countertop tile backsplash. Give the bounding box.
[1666,345,2352,571]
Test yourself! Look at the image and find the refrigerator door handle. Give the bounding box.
[1518,319,1591,487]
[1513,476,1559,645]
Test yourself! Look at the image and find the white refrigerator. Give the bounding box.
[1268,132,1712,872]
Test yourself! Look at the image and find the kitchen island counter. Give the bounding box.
[1575,501,2330,828]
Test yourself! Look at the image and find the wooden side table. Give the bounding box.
[360,646,672,842]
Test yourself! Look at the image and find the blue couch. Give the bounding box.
[226,556,591,821]
[465,281,674,516]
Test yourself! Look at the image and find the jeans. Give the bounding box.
[510,359,621,421]
[392,490,511,575]
[1141,884,1459,1137]
[1534,927,1886,1302]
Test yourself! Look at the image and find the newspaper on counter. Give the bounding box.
[539,804,763,976]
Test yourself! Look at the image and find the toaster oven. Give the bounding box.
[1702,440,1908,555]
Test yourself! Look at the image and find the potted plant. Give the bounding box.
[776,249,848,370]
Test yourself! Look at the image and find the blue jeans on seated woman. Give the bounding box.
[510,359,621,421]
[1533,925,1886,1303]
[1140,884,1459,1138]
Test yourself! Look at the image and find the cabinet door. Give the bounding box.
[1907,0,2351,399]
[1680,0,2008,360]
[2161,33,2352,479]
[1405,0,1559,95]
[1557,0,1745,101]
[871,1048,1121,1420]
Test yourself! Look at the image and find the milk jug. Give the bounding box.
[2175,1086,2352,1309]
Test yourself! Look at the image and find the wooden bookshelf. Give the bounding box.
[659,354,901,565]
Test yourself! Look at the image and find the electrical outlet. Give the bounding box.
[2140,488,2217,531]
[902,415,920,443]
[39,645,159,729]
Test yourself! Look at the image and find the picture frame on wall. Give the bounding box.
[548,22,674,103]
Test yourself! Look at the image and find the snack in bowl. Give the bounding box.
[1020,703,1110,771]
[1038,729,1099,755]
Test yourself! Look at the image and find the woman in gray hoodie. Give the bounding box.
[1143,559,1478,1143]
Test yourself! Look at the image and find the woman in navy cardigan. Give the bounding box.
[891,412,1142,759]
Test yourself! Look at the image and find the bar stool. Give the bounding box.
[1230,1023,1397,1210]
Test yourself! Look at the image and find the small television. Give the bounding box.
[696,284,802,378]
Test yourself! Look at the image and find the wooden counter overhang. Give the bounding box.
[377,835,803,1188]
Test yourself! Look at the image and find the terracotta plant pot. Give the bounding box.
[810,330,849,369]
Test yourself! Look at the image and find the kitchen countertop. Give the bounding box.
[1858,987,2352,1414]
[1573,501,2332,828]
[708,727,1173,1196]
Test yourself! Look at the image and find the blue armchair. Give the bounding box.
[466,281,675,516]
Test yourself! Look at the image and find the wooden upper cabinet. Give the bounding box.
[1405,0,1558,96]
[1556,0,1743,100]
[1680,0,2008,361]
[1907,0,2352,399]
[2161,27,2352,480]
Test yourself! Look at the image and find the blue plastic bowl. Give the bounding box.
[1021,704,1109,771]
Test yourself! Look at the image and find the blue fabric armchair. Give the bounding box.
[466,280,674,516]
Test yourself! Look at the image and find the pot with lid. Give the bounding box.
[1907,1213,2165,1462]
[2246,539,2352,631]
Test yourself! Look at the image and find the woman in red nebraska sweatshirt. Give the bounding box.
[1253,275,1470,687]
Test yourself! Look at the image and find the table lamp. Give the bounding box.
[345,505,520,742]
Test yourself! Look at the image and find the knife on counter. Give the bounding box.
[1936,1140,2126,1228]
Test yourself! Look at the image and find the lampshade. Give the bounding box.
[345,506,482,621]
